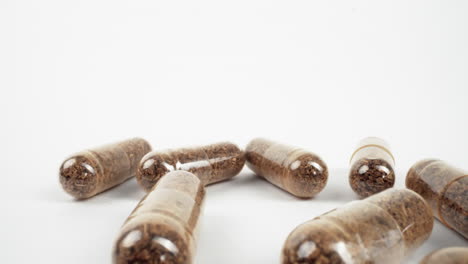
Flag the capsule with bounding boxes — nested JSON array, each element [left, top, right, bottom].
[[113, 171, 205, 264], [406, 159, 468, 239], [420, 247, 468, 264], [282, 189, 433, 264], [59, 138, 152, 199], [348, 137, 395, 198], [137, 142, 245, 191], [245, 138, 328, 198]]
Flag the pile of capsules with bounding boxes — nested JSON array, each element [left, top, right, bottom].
[[59, 137, 468, 264]]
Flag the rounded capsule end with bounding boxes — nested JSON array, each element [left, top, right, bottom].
[[59, 154, 99, 199], [137, 152, 174, 192], [281, 219, 348, 264], [286, 154, 328, 198], [405, 159, 438, 190], [113, 223, 191, 264], [349, 158, 395, 198]]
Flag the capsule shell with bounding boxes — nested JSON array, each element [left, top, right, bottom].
[[59, 138, 152, 199], [420, 247, 468, 264], [137, 142, 245, 191], [281, 189, 433, 264], [365, 189, 434, 250], [113, 171, 205, 264], [406, 159, 468, 239], [349, 137, 395, 197], [245, 138, 328, 198]]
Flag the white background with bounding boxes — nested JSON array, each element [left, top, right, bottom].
[[1, 0, 467, 263]]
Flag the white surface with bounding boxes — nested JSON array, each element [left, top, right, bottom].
[[1, 0, 467, 263]]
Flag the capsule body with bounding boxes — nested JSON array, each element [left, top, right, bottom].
[[137, 142, 245, 191], [59, 138, 152, 199], [349, 137, 395, 197], [245, 138, 328, 198], [113, 171, 205, 264], [406, 159, 468, 239], [420, 247, 468, 264], [282, 189, 433, 264]]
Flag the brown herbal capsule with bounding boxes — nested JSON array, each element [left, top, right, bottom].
[[406, 159, 468, 239], [245, 138, 328, 198], [137, 142, 245, 192], [349, 137, 395, 198], [113, 171, 205, 264], [281, 189, 433, 264], [59, 138, 152, 199], [420, 247, 468, 264]]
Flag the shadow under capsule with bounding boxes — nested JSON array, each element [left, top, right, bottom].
[[207, 171, 300, 202], [313, 168, 359, 203], [49, 178, 146, 204], [96, 179, 146, 201], [207, 168, 357, 202]]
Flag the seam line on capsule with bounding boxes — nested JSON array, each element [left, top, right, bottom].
[[79, 150, 105, 195], [328, 201, 405, 259], [135, 208, 198, 239], [437, 174, 468, 228], [349, 144, 395, 164], [200, 147, 216, 185]]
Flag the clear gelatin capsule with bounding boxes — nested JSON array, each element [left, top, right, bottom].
[[420, 247, 468, 264], [282, 189, 433, 264], [245, 138, 328, 198], [137, 142, 245, 191], [59, 138, 152, 199], [406, 159, 468, 239], [349, 137, 395, 197], [113, 171, 205, 264]]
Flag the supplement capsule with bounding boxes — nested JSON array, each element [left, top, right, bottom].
[[137, 142, 245, 191], [420, 247, 468, 264], [282, 189, 433, 264], [59, 138, 152, 199], [245, 138, 328, 198], [349, 137, 395, 197], [113, 171, 205, 264], [406, 159, 468, 239]]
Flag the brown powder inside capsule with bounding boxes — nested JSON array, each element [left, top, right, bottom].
[[326, 202, 406, 262], [366, 189, 434, 250], [202, 142, 245, 184], [137, 142, 245, 191], [439, 176, 468, 238], [282, 219, 352, 264], [282, 204, 405, 264], [114, 171, 205, 264], [114, 223, 190, 264], [245, 138, 271, 177], [285, 152, 328, 198], [138, 152, 175, 192], [60, 138, 151, 199], [282, 189, 433, 264], [246, 138, 328, 198], [59, 155, 100, 198], [406, 160, 468, 239], [406, 160, 445, 209], [137, 149, 210, 192], [256, 150, 292, 189], [406, 159, 438, 207], [349, 138, 395, 198], [123, 139, 154, 175], [172, 148, 212, 184], [349, 158, 395, 198], [406, 160, 456, 210]]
